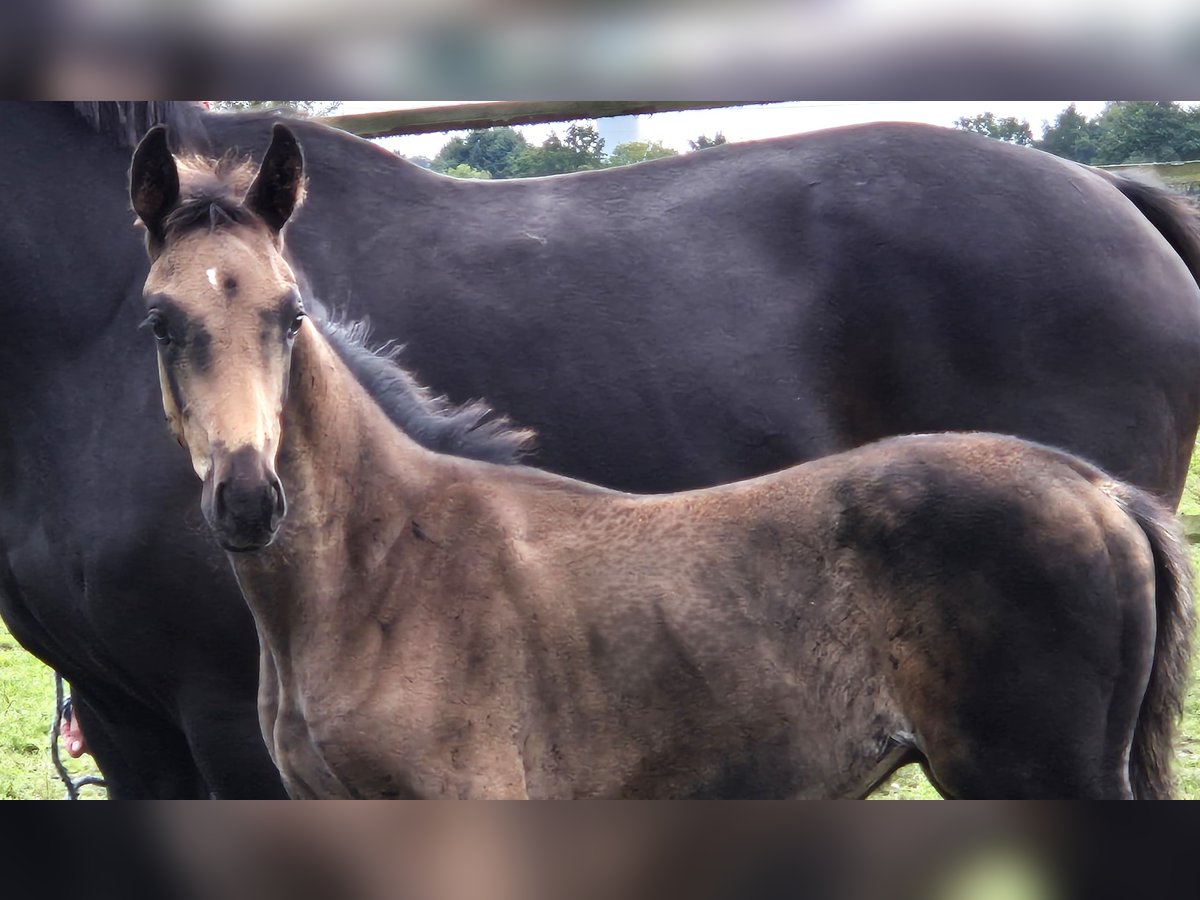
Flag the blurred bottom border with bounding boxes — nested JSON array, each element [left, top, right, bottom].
[[8, 801, 1193, 900]]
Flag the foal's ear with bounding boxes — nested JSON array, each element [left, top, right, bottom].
[[130, 125, 180, 248], [245, 123, 305, 234]]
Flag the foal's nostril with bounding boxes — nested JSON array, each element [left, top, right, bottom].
[[212, 480, 229, 520], [207, 449, 285, 549], [268, 477, 286, 527]]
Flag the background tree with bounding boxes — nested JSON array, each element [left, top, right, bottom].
[[1089, 101, 1200, 164], [210, 101, 342, 117], [954, 112, 1033, 145], [1033, 104, 1101, 164], [689, 133, 728, 150], [431, 127, 529, 178], [605, 140, 679, 168], [425, 123, 745, 178], [1032, 101, 1200, 164], [440, 163, 492, 179], [510, 124, 607, 176], [563, 123, 605, 160]]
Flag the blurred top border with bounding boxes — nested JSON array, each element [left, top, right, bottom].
[[1, 2, 1198, 99]]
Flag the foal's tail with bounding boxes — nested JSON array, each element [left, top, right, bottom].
[[1094, 169, 1200, 290], [1108, 483, 1195, 799]]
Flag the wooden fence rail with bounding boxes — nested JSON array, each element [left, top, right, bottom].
[[317, 101, 770, 139]]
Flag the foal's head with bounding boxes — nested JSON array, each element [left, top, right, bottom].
[[131, 123, 306, 552]]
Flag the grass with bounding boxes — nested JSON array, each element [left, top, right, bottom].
[[5, 451, 1200, 800], [0, 623, 104, 799]]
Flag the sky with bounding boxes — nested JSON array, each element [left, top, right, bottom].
[[336, 101, 1112, 160]]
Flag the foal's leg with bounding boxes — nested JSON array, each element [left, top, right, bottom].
[[916, 636, 1146, 800], [919, 710, 1132, 799], [910, 592, 1153, 800]]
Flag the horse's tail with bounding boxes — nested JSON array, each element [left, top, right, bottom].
[[1107, 482, 1195, 799], [1093, 169, 1200, 290]]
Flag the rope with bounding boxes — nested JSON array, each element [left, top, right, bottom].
[[50, 673, 107, 800]]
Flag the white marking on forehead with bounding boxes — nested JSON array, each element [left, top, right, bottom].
[[206, 268, 219, 289]]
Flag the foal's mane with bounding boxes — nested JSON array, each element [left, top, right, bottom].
[[312, 307, 534, 466]]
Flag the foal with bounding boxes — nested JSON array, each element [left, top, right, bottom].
[[131, 124, 1193, 799]]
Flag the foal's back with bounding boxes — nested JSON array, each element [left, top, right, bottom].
[[470, 432, 1180, 797]]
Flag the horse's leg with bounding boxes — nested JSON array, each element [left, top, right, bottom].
[[181, 698, 289, 799], [71, 686, 207, 799]]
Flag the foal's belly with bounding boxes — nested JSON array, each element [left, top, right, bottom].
[[279, 696, 530, 799]]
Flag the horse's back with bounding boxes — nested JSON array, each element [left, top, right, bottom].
[[248, 119, 1200, 501]]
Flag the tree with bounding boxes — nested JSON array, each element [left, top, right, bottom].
[[563, 123, 605, 160], [1034, 104, 1101, 164], [605, 141, 679, 168], [210, 101, 342, 117], [1032, 101, 1200, 164], [509, 124, 607, 176], [954, 112, 1033, 145], [1089, 101, 1200, 164], [440, 163, 492, 179], [689, 132, 727, 150], [431, 127, 529, 178]]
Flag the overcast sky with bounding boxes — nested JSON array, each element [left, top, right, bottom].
[[337, 100, 1111, 159]]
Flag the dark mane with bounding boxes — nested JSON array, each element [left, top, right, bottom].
[[313, 307, 534, 466], [73, 101, 209, 152]]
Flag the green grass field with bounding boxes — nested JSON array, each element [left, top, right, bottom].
[[4, 450, 1200, 800], [0, 625, 103, 799]]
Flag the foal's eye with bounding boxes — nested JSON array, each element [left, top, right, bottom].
[[287, 313, 306, 339], [141, 312, 172, 345]]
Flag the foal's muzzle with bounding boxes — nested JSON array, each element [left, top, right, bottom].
[[203, 446, 287, 552]]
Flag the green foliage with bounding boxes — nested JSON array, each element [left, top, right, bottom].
[[689, 132, 728, 150], [1035, 101, 1200, 164], [510, 124, 607, 176], [0, 621, 104, 799], [605, 140, 679, 168], [430, 124, 607, 179], [954, 112, 1034, 146], [432, 127, 529, 178], [427, 124, 735, 179], [563, 123, 605, 159], [1091, 101, 1200, 164], [1034, 103, 1101, 164], [441, 163, 492, 180], [210, 101, 342, 117]]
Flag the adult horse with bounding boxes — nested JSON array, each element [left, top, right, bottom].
[[129, 122, 1193, 799], [1, 101, 1199, 796]]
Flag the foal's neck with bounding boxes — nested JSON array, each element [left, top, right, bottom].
[[232, 323, 447, 636], [279, 322, 439, 519]]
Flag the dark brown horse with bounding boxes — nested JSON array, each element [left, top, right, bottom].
[[131, 124, 1194, 799]]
